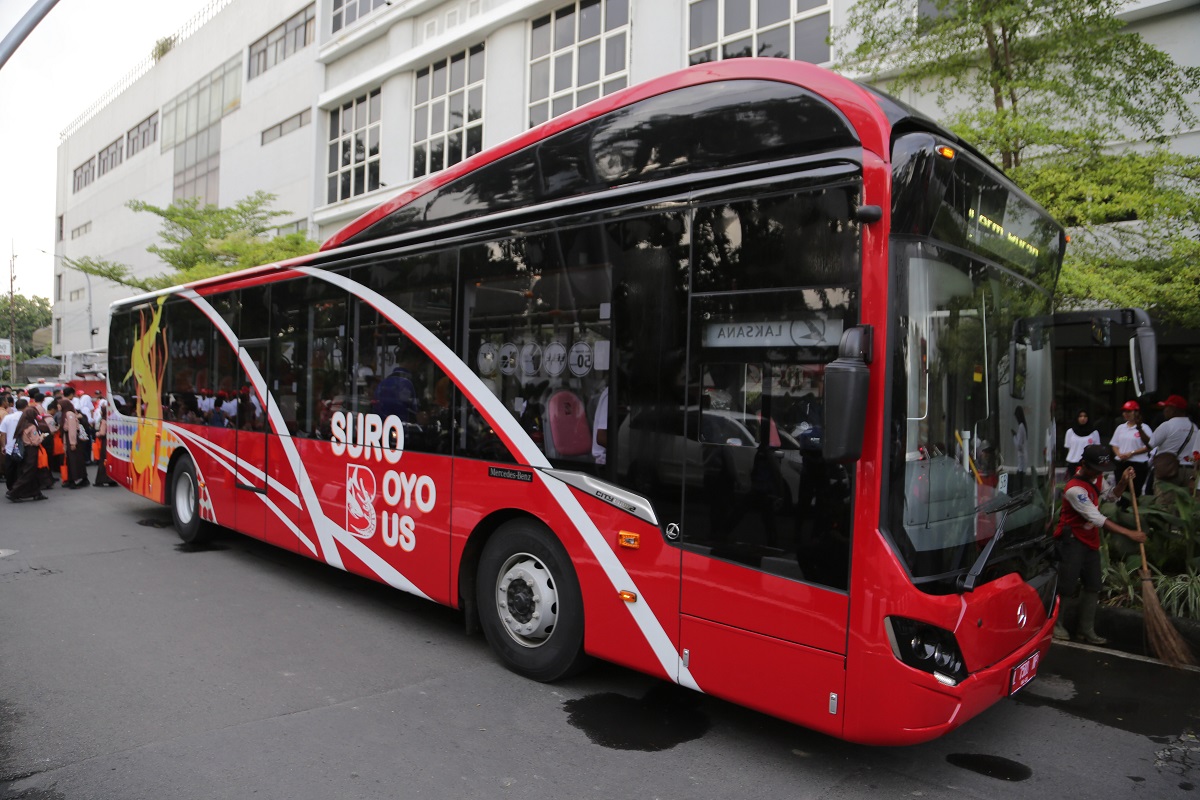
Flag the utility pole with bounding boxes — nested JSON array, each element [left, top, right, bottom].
[[8, 246, 16, 386]]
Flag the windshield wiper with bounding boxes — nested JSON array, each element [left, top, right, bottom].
[[975, 488, 1034, 516], [961, 489, 1036, 591]]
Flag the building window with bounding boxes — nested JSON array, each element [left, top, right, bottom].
[[687, 0, 831, 66], [127, 112, 159, 157], [332, 0, 388, 33], [413, 45, 484, 179], [55, 274, 63, 302], [273, 220, 307, 237], [69, 288, 85, 302], [326, 88, 381, 204], [249, 4, 316, 79], [98, 138, 123, 177], [160, 56, 240, 204], [528, 0, 630, 128], [70, 221, 92, 240], [54, 318, 61, 345], [262, 108, 312, 145], [72, 157, 96, 193], [57, 216, 64, 243], [162, 56, 242, 151], [174, 125, 221, 204]]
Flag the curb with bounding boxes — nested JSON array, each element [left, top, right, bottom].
[[1088, 604, 1200, 664]]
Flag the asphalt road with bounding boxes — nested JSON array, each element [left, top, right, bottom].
[[1, 482, 1197, 799]]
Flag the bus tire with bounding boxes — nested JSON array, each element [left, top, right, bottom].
[[477, 519, 589, 682], [170, 456, 209, 544]]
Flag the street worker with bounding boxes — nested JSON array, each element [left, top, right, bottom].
[[1053, 444, 1147, 645]]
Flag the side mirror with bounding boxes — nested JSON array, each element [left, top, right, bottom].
[[1132, 326, 1157, 395], [823, 326, 872, 463]]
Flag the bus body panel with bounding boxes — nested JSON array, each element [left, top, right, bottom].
[[680, 553, 848, 655], [680, 615, 846, 739]]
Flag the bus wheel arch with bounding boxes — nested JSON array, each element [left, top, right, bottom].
[[472, 515, 590, 682], [168, 448, 210, 544]]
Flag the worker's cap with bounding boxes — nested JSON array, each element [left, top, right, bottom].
[[1081, 444, 1114, 471], [1122, 400, 1140, 411], [1158, 394, 1188, 409]]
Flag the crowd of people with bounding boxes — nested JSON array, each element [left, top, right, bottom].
[[1052, 394, 1198, 645], [1, 384, 117, 503]]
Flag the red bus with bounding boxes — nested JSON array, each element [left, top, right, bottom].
[[108, 59, 1090, 744]]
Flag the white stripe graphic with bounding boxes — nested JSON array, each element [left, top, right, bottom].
[[296, 267, 697, 689]]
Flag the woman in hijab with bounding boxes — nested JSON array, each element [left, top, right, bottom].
[[6, 407, 47, 502], [1063, 409, 1101, 476]]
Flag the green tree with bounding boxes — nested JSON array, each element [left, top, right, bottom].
[[65, 191, 320, 292], [1, 292, 53, 365], [834, 0, 1200, 326]]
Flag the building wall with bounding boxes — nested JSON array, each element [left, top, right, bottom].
[[53, 0, 1198, 368]]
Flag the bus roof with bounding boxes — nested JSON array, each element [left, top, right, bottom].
[[112, 59, 1011, 309], [321, 58, 895, 252]]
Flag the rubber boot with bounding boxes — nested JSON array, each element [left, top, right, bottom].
[[1074, 592, 1107, 645], [1054, 595, 1077, 641]]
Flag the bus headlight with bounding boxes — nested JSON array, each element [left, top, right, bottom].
[[885, 616, 969, 685]]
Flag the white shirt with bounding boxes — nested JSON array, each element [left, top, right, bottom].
[[1110, 422, 1152, 463], [1150, 416, 1196, 465], [1013, 422, 1028, 471], [0, 411, 20, 455], [1063, 428, 1100, 464], [77, 393, 94, 418]]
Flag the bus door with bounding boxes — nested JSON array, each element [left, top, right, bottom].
[[233, 337, 272, 542], [677, 305, 853, 736]]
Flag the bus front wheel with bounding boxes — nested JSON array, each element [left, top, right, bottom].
[[170, 455, 209, 544], [477, 520, 588, 682]]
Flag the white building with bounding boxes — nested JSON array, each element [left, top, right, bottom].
[[52, 0, 1199, 361]]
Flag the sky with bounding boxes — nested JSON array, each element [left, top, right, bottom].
[[0, 0, 214, 302]]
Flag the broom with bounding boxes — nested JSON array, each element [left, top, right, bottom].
[[1128, 485, 1196, 667]]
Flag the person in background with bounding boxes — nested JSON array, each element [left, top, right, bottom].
[[591, 387, 609, 466], [1053, 445, 1146, 644], [0, 392, 12, 422], [1110, 399, 1153, 505], [1, 397, 28, 490], [1011, 405, 1029, 490], [6, 407, 47, 502], [1063, 409, 1100, 476], [92, 401, 117, 487], [1149, 394, 1196, 498], [60, 398, 89, 489]]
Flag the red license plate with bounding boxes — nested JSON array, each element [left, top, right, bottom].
[[1009, 651, 1040, 695]]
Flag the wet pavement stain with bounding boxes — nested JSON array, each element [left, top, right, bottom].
[[564, 684, 710, 751], [946, 753, 1032, 781]]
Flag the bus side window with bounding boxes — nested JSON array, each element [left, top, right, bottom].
[[271, 278, 349, 439], [349, 252, 456, 456]]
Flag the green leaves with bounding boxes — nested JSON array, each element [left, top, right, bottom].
[[0, 293, 52, 359], [67, 192, 320, 294], [835, 0, 1200, 327]]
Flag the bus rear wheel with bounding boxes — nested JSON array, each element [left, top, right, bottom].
[[477, 519, 588, 682], [170, 455, 209, 544]]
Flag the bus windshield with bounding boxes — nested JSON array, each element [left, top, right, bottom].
[[888, 243, 1055, 582], [885, 136, 1063, 586]]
